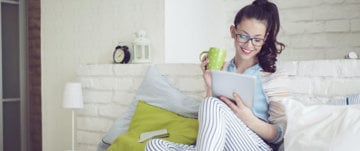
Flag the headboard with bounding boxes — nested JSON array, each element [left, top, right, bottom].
[[76, 60, 360, 150]]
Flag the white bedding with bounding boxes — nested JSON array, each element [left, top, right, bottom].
[[282, 97, 360, 151]]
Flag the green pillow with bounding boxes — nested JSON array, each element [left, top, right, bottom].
[[107, 100, 198, 151]]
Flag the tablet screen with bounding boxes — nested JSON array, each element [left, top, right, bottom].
[[211, 70, 255, 108]]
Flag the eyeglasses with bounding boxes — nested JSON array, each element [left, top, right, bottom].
[[234, 31, 265, 47]]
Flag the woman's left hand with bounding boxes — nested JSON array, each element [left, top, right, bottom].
[[219, 92, 256, 124]]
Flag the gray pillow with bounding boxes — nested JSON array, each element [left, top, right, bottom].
[[97, 65, 201, 151]]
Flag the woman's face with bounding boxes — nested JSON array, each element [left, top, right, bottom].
[[231, 18, 267, 62]]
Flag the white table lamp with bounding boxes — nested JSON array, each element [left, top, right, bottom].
[[63, 82, 83, 151]]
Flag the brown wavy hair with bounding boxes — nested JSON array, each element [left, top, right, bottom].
[[234, 0, 285, 73]]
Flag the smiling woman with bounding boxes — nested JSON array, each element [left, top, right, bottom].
[[147, 0, 286, 150]]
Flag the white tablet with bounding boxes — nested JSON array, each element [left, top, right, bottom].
[[211, 70, 256, 108]]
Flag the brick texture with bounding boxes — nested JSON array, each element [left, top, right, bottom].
[[27, 0, 42, 150], [274, 1, 360, 60]]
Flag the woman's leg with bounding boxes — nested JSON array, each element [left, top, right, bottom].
[[145, 139, 195, 151], [196, 97, 272, 151]]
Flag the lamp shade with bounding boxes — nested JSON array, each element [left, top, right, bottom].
[[63, 82, 84, 109]]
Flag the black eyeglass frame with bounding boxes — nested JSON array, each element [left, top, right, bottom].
[[234, 30, 266, 47]]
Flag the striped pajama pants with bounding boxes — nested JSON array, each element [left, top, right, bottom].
[[145, 97, 272, 151]]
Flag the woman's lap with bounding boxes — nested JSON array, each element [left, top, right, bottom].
[[145, 97, 272, 151]]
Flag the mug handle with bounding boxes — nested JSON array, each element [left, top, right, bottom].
[[199, 51, 208, 62]]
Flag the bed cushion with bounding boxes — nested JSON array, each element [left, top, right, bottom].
[[97, 65, 200, 151], [107, 101, 198, 151], [282, 97, 360, 151]]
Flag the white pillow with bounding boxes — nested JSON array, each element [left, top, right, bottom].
[[282, 97, 360, 151], [97, 65, 201, 151]]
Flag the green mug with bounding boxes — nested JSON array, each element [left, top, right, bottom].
[[199, 47, 227, 70]]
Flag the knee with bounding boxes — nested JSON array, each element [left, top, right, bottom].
[[145, 139, 161, 151], [199, 97, 223, 113], [145, 139, 182, 151]]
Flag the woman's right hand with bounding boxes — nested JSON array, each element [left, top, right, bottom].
[[200, 55, 212, 96]]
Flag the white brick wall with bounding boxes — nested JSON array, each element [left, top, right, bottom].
[[76, 60, 360, 150], [275, 0, 360, 61], [279, 60, 360, 98]]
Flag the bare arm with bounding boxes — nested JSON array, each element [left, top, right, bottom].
[[245, 112, 278, 142], [200, 56, 212, 97]]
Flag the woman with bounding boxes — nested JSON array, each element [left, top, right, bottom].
[[146, 0, 288, 150]]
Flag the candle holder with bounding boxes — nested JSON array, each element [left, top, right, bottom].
[[132, 30, 151, 63]]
